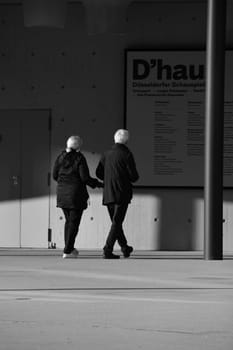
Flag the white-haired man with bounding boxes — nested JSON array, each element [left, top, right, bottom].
[[96, 129, 139, 259], [53, 135, 102, 258]]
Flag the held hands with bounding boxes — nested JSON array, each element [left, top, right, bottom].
[[89, 178, 103, 189], [95, 179, 104, 188], [97, 180, 104, 188]]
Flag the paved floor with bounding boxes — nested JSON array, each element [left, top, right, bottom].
[[0, 250, 233, 350]]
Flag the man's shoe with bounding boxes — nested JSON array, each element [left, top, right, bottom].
[[122, 245, 133, 258], [103, 252, 120, 259]]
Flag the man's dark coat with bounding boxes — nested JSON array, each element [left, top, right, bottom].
[[96, 143, 139, 205]]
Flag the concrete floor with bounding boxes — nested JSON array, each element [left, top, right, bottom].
[[0, 250, 233, 350]]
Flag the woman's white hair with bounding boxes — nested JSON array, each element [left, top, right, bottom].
[[114, 129, 129, 144], [66, 135, 83, 151]]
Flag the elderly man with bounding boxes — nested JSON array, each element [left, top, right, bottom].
[[53, 135, 102, 258], [96, 129, 139, 259]]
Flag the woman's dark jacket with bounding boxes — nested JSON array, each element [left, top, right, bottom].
[[53, 150, 101, 210], [96, 143, 139, 205]]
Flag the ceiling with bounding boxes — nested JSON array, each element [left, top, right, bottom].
[[0, 0, 211, 3]]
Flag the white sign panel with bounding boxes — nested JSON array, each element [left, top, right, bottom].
[[126, 50, 233, 187]]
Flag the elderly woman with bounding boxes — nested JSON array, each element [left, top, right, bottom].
[[53, 135, 102, 258]]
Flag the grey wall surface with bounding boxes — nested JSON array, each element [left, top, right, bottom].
[[0, 2, 233, 251]]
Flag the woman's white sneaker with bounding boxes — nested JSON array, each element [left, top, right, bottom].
[[63, 249, 79, 259]]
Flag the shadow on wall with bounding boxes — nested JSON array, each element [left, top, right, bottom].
[[154, 188, 203, 251], [130, 189, 193, 251], [132, 188, 233, 251], [131, 188, 204, 251], [0, 126, 102, 202], [0, 109, 52, 203], [2, 132, 233, 252]]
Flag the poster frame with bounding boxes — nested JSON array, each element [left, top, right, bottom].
[[124, 48, 233, 189]]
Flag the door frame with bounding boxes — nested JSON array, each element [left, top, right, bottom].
[[0, 108, 52, 248]]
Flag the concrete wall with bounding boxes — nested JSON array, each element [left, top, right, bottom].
[[1, 2, 233, 251]]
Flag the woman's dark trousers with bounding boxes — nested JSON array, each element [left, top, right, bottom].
[[62, 208, 83, 254], [104, 203, 128, 254]]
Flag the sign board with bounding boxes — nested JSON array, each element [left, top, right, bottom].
[[125, 50, 233, 187]]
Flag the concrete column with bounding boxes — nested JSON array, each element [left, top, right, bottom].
[[204, 0, 226, 260]]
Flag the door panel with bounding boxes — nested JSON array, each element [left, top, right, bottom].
[[0, 109, 50, 248], [20, 110, 50, 247], [0, 112, 21, 246]]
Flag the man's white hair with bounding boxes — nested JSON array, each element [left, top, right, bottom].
[[66, 135, 83, 150], [114, 129, 129, 144]]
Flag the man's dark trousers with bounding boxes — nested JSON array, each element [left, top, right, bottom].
[[104, 203, 128, 254]]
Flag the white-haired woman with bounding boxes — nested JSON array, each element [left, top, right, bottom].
[[53, 136, 102, 258]]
